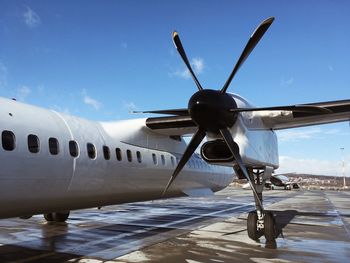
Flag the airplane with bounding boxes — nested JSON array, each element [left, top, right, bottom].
[[1, 17, 350, 243], [269, 174, 300, 190], [242, 174, 299, 190], [266, 174, 300, 190]]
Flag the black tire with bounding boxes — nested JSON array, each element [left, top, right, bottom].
[[264, 212, 277, 241], [19, 215, 32, 219], [247, 211, 263, 240], [44, 213, 54, 222], [52, 211, 70, 222], [52, 211, 69, 222]]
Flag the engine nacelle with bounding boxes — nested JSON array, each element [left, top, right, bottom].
[[200, 140, 234, 163]]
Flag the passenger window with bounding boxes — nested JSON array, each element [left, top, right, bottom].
[[170, 156, 175, 167], [152, 153, 157, 165], [116, 148, 122, 161], [161, 155, 165, 166], [126, 149, 132, 162], [69, 140, 79, 157], [28, 134, 40, 153], [136, 151, 142, 163], [2, 130, 15, 151], [103, 145, 110, 160], [87, 143, 96, 159], [48, 137, 59, 155]]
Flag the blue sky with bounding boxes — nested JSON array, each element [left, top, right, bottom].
[[0, 0, 349, 175]]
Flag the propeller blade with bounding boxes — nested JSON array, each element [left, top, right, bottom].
[[172, 31, 203, 91], [132, 108, 189, 116], [162, 129, 206, 196], [230, 105, 332, 114], [221, 17, 275, 93], [219, 128, 264, 210]]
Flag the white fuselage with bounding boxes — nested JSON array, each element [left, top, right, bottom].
[[0, 95, 279, 219], [0, 97, 236, 218]]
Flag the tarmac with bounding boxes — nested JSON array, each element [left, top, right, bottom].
[[0, 187, 349, 262]]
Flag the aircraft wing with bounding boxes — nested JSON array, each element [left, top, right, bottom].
[[145, 115, 197, 135], [258, 99, 350, 130], [144, 99, 350, 135]]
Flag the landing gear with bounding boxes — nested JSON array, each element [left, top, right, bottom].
[[19, 215, 32, 219], [264, 212, 277, 241], [247, 211, 263, 240], [245, 167, 278, 242], [44, 211, 70, 222]]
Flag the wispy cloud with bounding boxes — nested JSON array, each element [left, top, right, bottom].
[[280, 77, 294, 86], [51, 105, 71, 115], [16, 86, 31, 101], [81, 89, 101, 110], [0, 62, 8, 89], [123, 101, 137, 112], [23, 6, 41, 28], [278, 155, 349, 176], [171, 57, 205, 79], [277, 128, 340, 142]]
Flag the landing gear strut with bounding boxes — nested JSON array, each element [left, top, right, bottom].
[[44, 211, 70, 222], [246, 167, 277, 241]]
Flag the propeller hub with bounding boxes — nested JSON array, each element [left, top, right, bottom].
[[188, 89, 238, 133]]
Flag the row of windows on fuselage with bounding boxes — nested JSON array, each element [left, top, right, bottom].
[[1, 130, 187, 167]]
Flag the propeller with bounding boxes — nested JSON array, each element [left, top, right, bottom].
[[135, 104, 331, 116], [133, 108, 189, 116], [173, 32, 203, 91], [161, 17, 276, 199], [162, 129, 206, 195], [221, 17, 274, 93]]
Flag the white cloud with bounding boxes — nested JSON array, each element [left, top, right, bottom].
[[280, 77, 294, 86], [23, 7, 41, 28], [277, 155, 350, 176], [0, 62, 7, 89], [276, 127, 340, 142], [123, 101, 137, 112], [16, 86, 31, 101], [172, 57, 205, 79], [51, 105, 71, 115], [81, 89, 101, 110], [191, 57, 204, 74]]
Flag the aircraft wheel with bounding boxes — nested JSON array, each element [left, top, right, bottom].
[[19, 215, 32, 219], [264, 212, 277, 241], [247, 211, 263, 240], [52, 211, 70, 222], [44, 213, 54, 222]]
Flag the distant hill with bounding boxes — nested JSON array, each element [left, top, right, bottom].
[[283, 173, 349, 188], [233, 173, 349, 189]]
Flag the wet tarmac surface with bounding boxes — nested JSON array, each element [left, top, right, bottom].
[[0, 188, 349, 262]]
